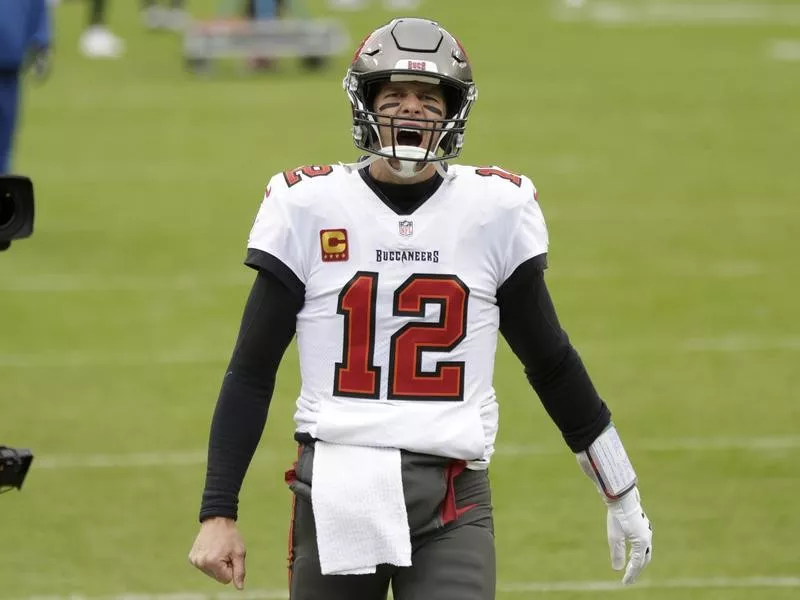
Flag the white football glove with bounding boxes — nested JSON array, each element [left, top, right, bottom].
[[606, 487, 653, 585]]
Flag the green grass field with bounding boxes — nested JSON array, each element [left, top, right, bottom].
[[1, 0, 799, 598]]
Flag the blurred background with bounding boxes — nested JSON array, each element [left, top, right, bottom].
[[1, 0, 799, 598]]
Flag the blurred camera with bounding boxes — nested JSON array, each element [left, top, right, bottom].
[[0, 175, 36, 252], [0, 446, 34, 492]]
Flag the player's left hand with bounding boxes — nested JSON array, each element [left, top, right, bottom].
[[606, 486, 653, 585]]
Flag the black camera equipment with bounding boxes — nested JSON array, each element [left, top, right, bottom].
[[0, 446, 34, 492], [0, 175, 36, 252]]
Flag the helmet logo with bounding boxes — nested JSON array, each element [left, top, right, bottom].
[[394, 59, 439, 73], [350, 33, 371, 64], [454, 36, 470, 62]]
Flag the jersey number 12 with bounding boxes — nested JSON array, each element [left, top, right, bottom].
[[334, 271, 469, 401]]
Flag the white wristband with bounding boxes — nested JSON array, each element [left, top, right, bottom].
[[577, 425, 637, 501]]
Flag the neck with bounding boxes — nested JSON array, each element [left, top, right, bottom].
[[369, 158, 438, 185]]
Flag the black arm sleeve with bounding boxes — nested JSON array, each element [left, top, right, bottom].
[[199, 269, 303, 522], [498, 256, 611, 453]]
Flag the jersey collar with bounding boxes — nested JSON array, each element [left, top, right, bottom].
[[358, 164, 446, 216]]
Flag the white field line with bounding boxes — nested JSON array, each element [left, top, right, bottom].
[[0, 273, 252, 292], [0, 352, 229, 368], [500, 434, 800, 457], [682, 335, 800, 352], [769, 39, 800, 62], [31, 435, 800, 470], [34, 451, 209, 469], [40, 206, 800, 236], [0, 262, 771, 292], [3, 334, 800, 368], [7, 576, 800, 600], [554, 1, 800, 25], [499, 576, 800, 592]]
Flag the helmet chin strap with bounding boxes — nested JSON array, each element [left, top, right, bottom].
[[380, 145, 450, 180], [341, 146, 453, 180], [375, 145, 427, 178]]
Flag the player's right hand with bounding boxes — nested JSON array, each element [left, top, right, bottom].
[[606, 487, 653, 585], [188, 516, 247, 589]]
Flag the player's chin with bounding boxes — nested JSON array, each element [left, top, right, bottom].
[[386, 158, 428, 172]]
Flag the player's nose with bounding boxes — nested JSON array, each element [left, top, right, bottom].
[[399, 92, 424, 115]]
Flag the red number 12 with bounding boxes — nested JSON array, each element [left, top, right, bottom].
[[334, 272, 469, 401]]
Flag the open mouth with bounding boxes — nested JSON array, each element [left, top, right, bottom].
[[396, 129, 424, 147]]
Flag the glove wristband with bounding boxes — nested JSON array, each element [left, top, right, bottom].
[[577, 424, 637, 501]]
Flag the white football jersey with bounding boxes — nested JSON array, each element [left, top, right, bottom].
[[247, 163, 548, 465]]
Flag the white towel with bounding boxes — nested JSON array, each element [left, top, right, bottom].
[[311, 441, 412, 575]]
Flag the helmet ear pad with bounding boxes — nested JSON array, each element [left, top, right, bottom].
[[355, 80, 382, 148], [364, 80, 380, 113], [438, 82, 468, 153], [440, 83, 462, 119]]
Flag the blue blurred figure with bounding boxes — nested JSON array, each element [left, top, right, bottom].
[[0, 0, 50, 174]]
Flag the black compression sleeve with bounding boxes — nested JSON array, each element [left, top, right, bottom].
[[498, 257, 611, 453], [199, 269, 303, 522]]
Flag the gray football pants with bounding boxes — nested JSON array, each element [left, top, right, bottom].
[[285, 442, 496, 600]]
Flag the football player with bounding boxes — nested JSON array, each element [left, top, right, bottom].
[[188, 17, 653, 600]]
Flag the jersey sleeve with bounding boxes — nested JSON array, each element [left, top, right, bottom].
[[245, 173, 306, 299], [501, 176, 549, 284]]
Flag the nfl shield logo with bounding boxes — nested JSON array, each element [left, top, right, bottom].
[[398, 220, 414, 237]]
